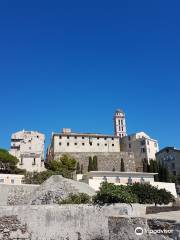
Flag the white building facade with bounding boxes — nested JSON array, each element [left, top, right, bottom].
[[0, 174, 23, 185], [121, 132, 159, 171], [81, 171, 177, 197], [9, 130, 45, 172], [47, 128, 120, 160]]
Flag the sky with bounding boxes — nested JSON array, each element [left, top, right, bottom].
[[0, 0, 180, 150]]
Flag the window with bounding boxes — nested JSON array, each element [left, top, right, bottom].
[[67, 142, 69, 146], [112, 144, 114, 147], [11, 179, 15, 184], [59, 142, 61, 146], [67, 136, 69, 139], [128, 136, 131, 141], [97, 143, 100, 146], [173, 171, 176, 176], [147, 140, 149, 145], [112, 137, 114, 140], [118, 120, 121, 125], [154, 143, 157, 147], [141, 140, 145, 146], [37, 136, 39, 138], [82, 143, 85, 146], [59, 136, 62, 139], [105, 144, 107, 146], [29, 147, 31, 150], [97, 137, 99, 140], [129, 143, 131, 149], [90, 142, 92, 146], [119, 126, 121, 131], [74, 143, 77, 145], [74, 136, 77, 139], [122, 127, 124, 131], [104, 137, 107, 140], [82, 137, 85, 139], [121, 120, 123, 125], [0, 179, 4, 183], [141, 148, 146, 153]]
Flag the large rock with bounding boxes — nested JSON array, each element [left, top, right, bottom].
[[108, 216, 180, 240], [27, 175, 96, 205]]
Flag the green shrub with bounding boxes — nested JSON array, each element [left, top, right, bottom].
[[59, 193, 91, 204], [128, 182, 175, 205], [154, 188, 175, 205], [92, 182, 175, 206], [93, 182, 137, 205], [23, 170, 57, 184], [128, 182, 157, 204]]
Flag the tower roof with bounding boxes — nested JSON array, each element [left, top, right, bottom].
[[115, 109, 125, 114]]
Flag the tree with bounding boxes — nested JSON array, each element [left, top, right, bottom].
[[154, 188, 175, 206], [93, 182, 137, 205], [23, 170, 56, 184], [147, 160, 171, 182], [46, 154, 76, 179], [129, 182, 159, 204], [88, 157, 93, 172], [0, 149, 23, 174], [58, 193, 91, 204], [120, 158, 125, 172], [93, 156, 98, 171], [149, 159, 154, 173], [80, 164, 84, 174], [142, 159, 148, 172], [129, 182, 175, 205], [76, 162, 81, 174]]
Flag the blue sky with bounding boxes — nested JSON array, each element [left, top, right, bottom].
[[0, 0, 180, 150]]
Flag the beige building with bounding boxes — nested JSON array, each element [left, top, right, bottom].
[[121, 132, 159, 171], [48, 128, 120, 159], [0, 174, 24, 185], [81, 171, 177, 197], [9, 130, 45, 172], [156, 147, 180, 176]]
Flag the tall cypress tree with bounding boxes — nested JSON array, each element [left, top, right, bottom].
[[149, 159, 154, 173], [88, 157, 93, 172], [76, 162, 80, 174], [143, 159, 148, 172], [93, 156, 98, 171], [120, 158, 125, 172], [80, 164, 84, 174]]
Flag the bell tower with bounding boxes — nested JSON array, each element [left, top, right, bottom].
[[114, 109, 127, 138]]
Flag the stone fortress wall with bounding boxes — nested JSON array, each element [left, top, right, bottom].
[[54, 152, 136, 172], [0, 205, 179, 240]]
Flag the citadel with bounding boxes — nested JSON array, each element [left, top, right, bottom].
[[0, 109, 179, 240], [9, 109, 159, 174]]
